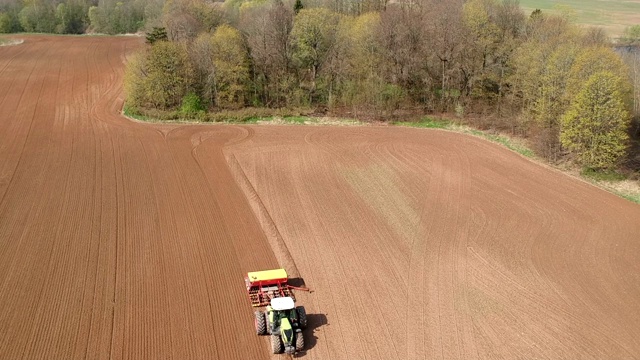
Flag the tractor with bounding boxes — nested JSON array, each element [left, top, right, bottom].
[[255, 297, 306, 354], [245, 269, 309, 355]]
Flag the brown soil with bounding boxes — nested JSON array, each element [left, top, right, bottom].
[[228, 126, 640, 360], [0, 36, 276, 359], [1, 35, 639, 359]]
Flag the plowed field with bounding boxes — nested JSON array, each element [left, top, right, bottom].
[[1, 36, 639, 360]]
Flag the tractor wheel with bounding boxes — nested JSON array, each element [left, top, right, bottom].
[[270, 335, 283, 354], [255, 311, 266, 335], [296, 306, 307, 329], [295, 332, 305, 352]]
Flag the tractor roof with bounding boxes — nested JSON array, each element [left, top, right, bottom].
[[271, 297, 295, 310], [247, 269, 288, 283]]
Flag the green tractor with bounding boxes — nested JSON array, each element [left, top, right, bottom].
[[255, 297, 307, 354]]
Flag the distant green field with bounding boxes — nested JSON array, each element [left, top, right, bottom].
[[519, 0, 640, 38]]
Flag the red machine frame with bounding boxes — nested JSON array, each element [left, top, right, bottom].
[[245, 269, 309, 307]]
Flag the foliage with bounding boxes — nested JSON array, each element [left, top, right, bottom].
[[581, 168, 626, 182], [125, 41, 194, 110], [0, 9, 22, 33], [294, 0, 303, 14], [124, 51, 147, 113], [162, 0, 224, 41], [180, 92, 204, 114], [19, 0, 57, 33], [561, 71, 631, 170], [209, 24, 250, 108], [238, 0, 294, 107], [118, 0, 640, 175], [55, 0, 89, 34], [146, 26, 167, 44], [396, 117, 453, 129], [566, 47, 632, 105], [290, 8, 341, 101], [88, 0, 144, 34]]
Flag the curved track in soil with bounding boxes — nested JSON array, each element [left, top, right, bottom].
[[1, 36, 639, 359]]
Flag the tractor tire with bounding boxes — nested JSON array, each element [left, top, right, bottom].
[[255, 311, 266, 335], [296, 306, 307, 329], [271, 335, 283, 354], [295, 332, 305, 352]]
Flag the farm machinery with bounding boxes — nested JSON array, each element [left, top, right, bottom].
[[245, 269, 308, 355]]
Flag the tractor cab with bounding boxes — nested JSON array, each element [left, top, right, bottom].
[[267, 297, 297, 334], [265, 297, 305, 355]]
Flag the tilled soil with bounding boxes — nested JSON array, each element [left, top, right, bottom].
[[229, 127, 640, 360], [1, 36, 639, 360], [0, 36, 276, 359]]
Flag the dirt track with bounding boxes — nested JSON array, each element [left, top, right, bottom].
[[1, 36, 640, 359]]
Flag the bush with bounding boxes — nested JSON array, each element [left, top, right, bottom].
[[180, 92, 204, 115]]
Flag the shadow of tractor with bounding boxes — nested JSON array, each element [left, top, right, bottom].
[[294, 313, 327, 357]]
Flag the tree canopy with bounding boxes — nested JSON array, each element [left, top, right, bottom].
[[561, 71, 631, 170]]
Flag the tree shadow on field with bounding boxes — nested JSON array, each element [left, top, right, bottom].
[[294, 313, 328, 357]]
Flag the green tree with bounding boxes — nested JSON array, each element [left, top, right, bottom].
[[210, 25, 250, 108], [55, 0, 88, 34], [89, 0, 144, 34], [0, 9, 22, 33], [293, 0, 302, 14], [0, 12, 13, 33], [124, 51, 148, 112], [566, 47, 631, 104], [337, 13, 393, 111], [125, 41, 194, 110], [290, 8, 341, 101], [19, 0, 56, 33], [560, 71, 631, 170], [461, 0, 501, 99], [146, 26, 167, 44]]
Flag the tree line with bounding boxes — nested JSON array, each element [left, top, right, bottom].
[[0, 0, 159, 34], [123, 0, 638, 171], [1, 0, 637, 172]]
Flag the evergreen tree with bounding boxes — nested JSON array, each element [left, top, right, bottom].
[[146, 27, 168, 44]]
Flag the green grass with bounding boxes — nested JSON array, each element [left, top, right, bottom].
[[480, 133, 535, 158], [283, 116, 311, 124], [581, 168, 627, 182], [519, 0, 640, 37], [231, 115, 313, 124], [394, 117, 451, 129], [123, 104, 151, 122], [395, 117, 535, 158], [580, 168, 640, 204], [620, 193, 640, 204]]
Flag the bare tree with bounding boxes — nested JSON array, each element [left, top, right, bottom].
[[239, 0, 294, 106], [423, 0, 464, 110]]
